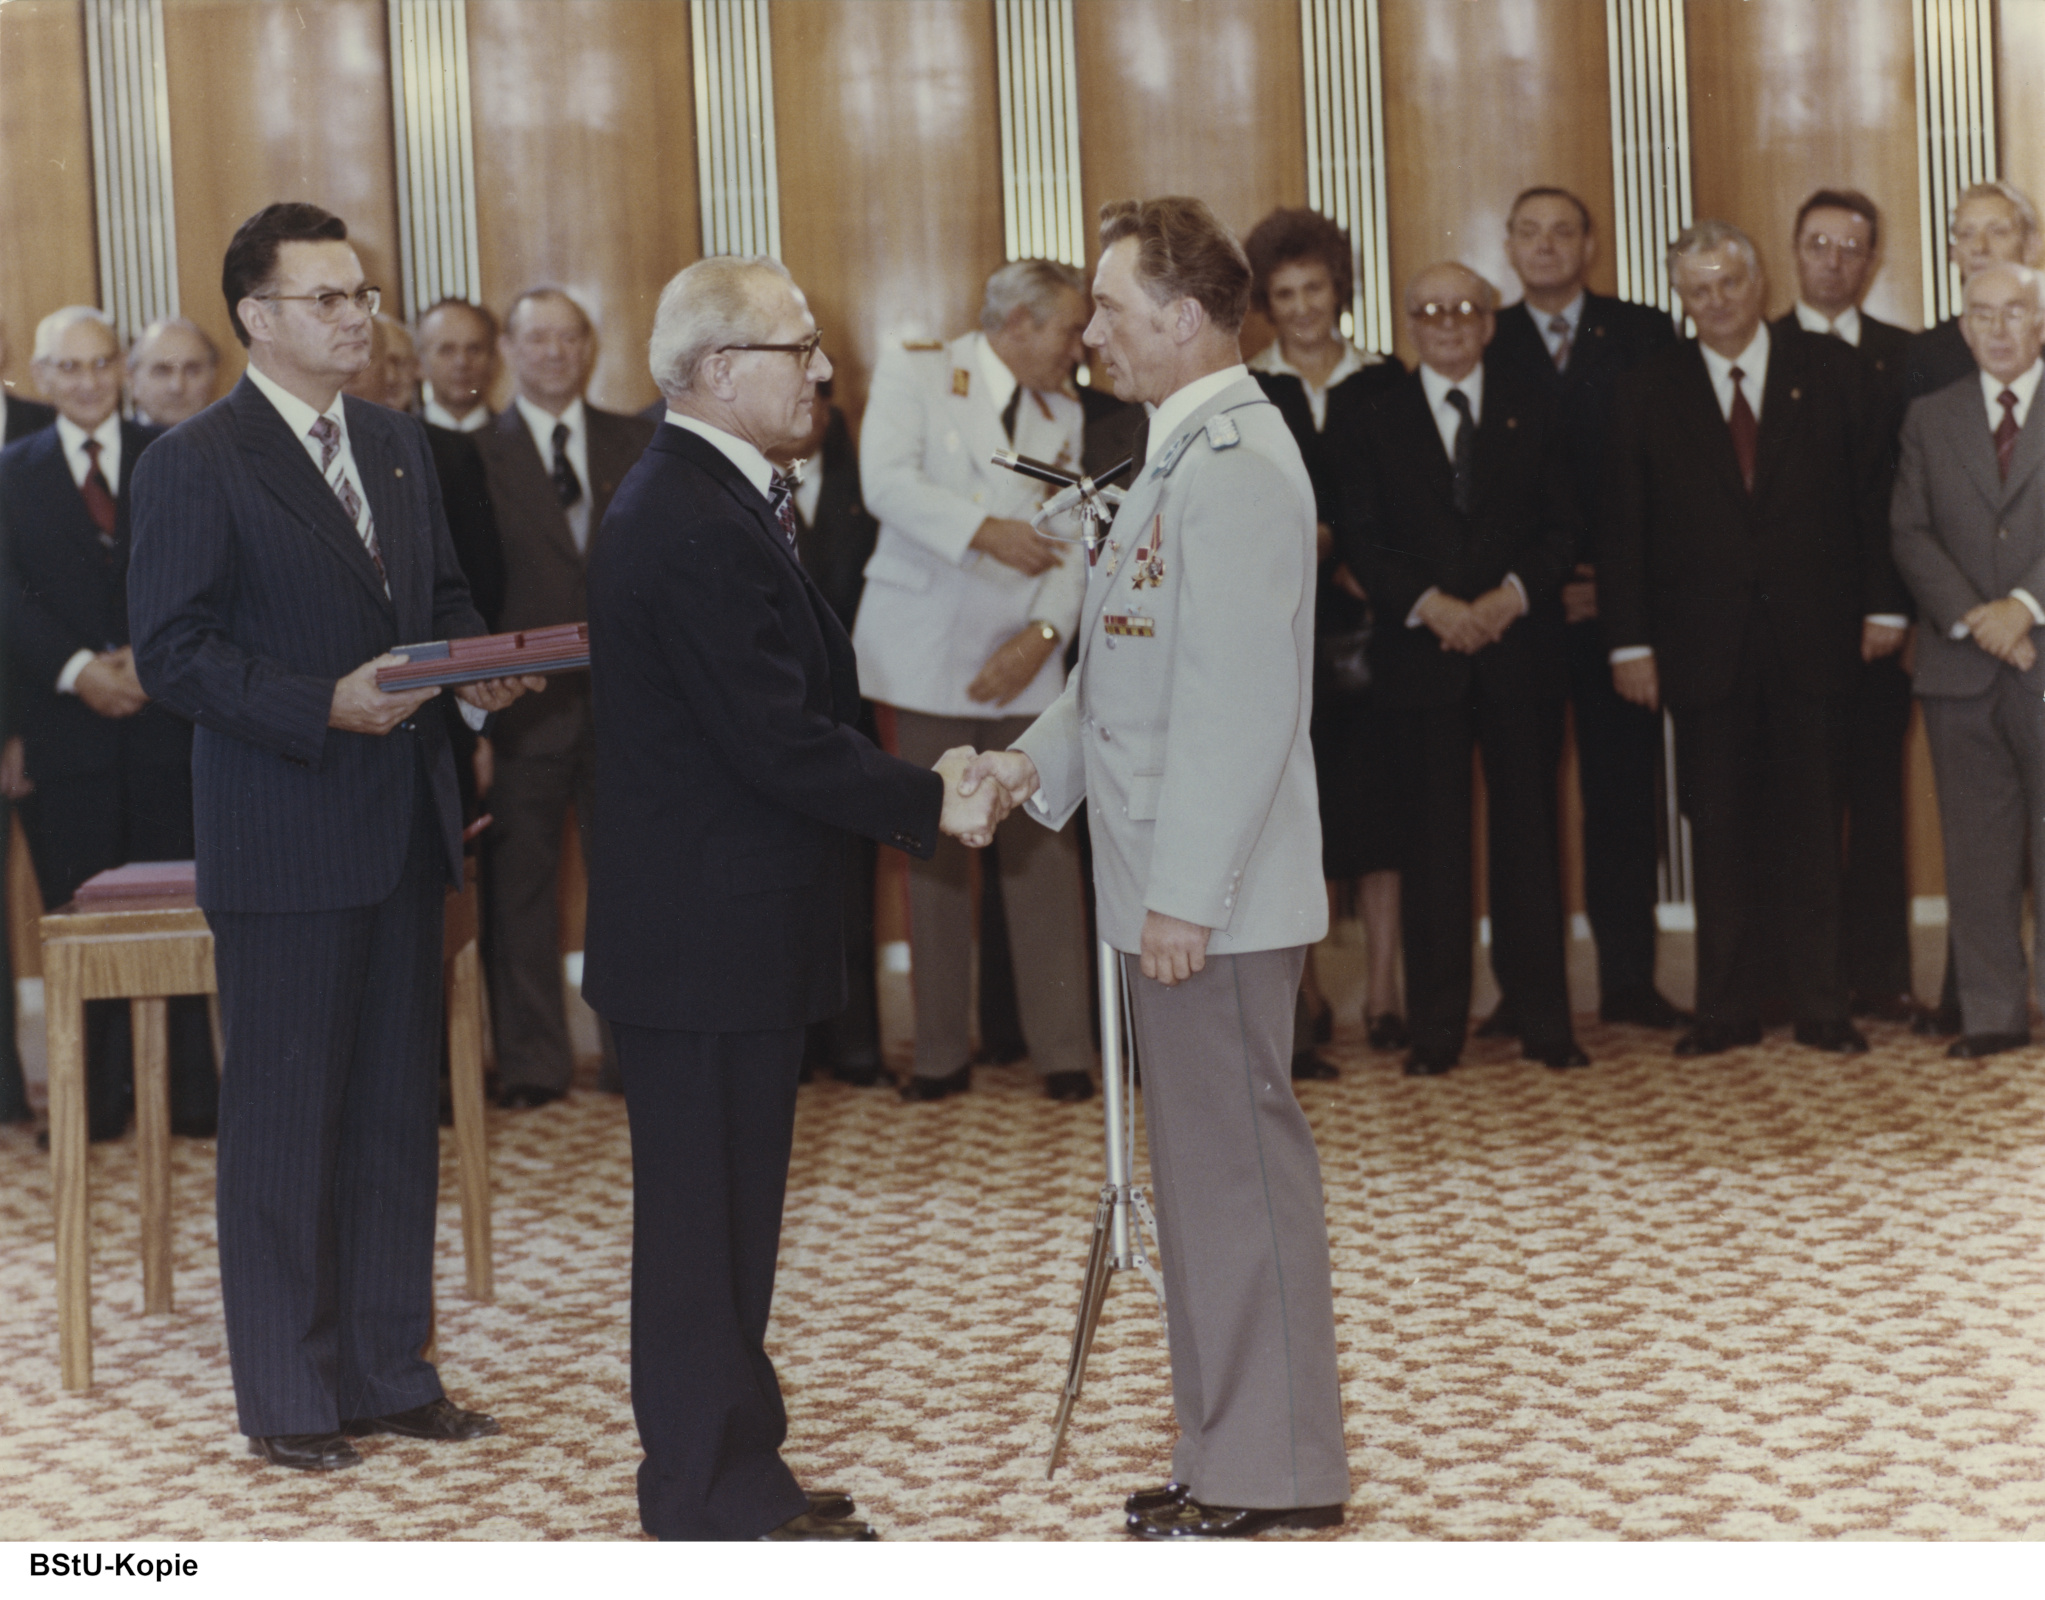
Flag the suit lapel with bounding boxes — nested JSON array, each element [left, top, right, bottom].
[[1751, 336, 1803, 501], [1392, 375, 1458, 513], [495, 407, 583, 569], [1672, 345, 1749, 503], [1999, 391, 2045, 506], [1937, 382, 2006, 509], [347, 401, 415, 626], [954, 333, 1011, 493], [230, 379, 393, 612]]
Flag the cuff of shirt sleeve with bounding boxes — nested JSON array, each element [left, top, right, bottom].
[[1503, 573, 1528, 614], [1608, 646, 1654, 665], [1864, 614, 1909, 630], [56, 649, 95, 695], [459, 700, 487, 733], [1406, 586, 1440, 628], [2012, 589, 2045, 627]]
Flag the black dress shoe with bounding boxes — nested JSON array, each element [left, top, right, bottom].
[[1365, 1013, 1409, 1051], [1403, 1045, 1459, 1077], [1128, 1497, 1344, 1540], [341, 1396, 500, 1441], [1913, 1002, 1963, 1037], [1044, 1070, 1096, 1102], [494, 1084, 566, 1110], [807, 1488, 856, 1520], [248, 1432, 362, 1471], [1473, 1008, 1521, 1040], [900, 1063, 970, 1102], [1599, 987, 1692, 1029], [1123, 1481, 1190, 1519], [1947, 1031, 2031, 1059], [759, 1511, 877, 1541], [1851, 990, 1922, 1024], [1793, 1019, 1869, 1055], [1290, 1051, 1339, 1082], [1523, 1038, 1590, 1069], [1674, 1020, 1763, 1057]]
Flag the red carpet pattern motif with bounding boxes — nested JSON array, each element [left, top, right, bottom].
[[3, 1017, 2045, 1540]]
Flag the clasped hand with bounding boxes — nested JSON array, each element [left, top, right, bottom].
[[1963, 597, 2038, 672], [1416, 584, 1523, 654], [933, 747, 1041, 848]]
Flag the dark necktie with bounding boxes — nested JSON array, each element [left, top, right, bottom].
[[551, 420, 583, 510], [1547, 314, 1572, 371], [307, 415, 386, 583], [79, 438, 116, 550], [1997, 388, 2021, 481], [768, 470, 798, 549], [1445, 387, 1475, 514], [999, 385, 1023, 443], [1727, 365, 1759, 493]]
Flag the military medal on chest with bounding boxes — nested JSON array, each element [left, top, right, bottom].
[[1128, 511, 1166, 590]]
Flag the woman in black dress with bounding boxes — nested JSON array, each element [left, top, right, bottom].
[[1245, 208, 1408, 1067]]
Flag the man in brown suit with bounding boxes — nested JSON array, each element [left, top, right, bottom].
[[474, 287, 654, 1105]]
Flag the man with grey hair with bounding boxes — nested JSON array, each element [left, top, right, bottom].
[[851, 257, 1098, 1102], [1905, 180, 2044, 403], [127, 317, 220, 427], [1603, 219, 1904, 1059], [583, 253, 997, 1540], [1, 317, 57, 442]]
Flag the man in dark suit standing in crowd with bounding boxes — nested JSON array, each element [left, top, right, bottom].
[[1, 319, 57, 441], [1891, 261, 2045, 1060], [1349, 262, 1584, 1076], [1905, 183, 2041, 403], [473, 287, 653, 1108], [583, 254, 993, 1541], [417, 298, 498, 433], [129, 202, 537, 1471], [0, 307, 215, 1142], [1771, 189, 1918, 1024], [1492, 185, 1684, 1032], [126, 317, 221, 428], [1603, 220, 1903, 1058]]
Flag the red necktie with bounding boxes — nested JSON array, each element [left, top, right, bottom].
[[79, 438, 117, 548], [1996, 388, 2020, 481], [1727, 365, 1758, 493]]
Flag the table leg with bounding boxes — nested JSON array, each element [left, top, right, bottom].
[[447, 940, 492, 1301], [132, 997, 172, 1314], [46, 945, 91, 1390]]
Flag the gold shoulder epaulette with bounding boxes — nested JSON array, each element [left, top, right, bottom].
[[901, 338, 944, 351]]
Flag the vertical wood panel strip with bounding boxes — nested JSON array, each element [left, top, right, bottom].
[[1299, 0, 1392, 352], [994, 0, 1085, 265], [1913, 0, 1998, 323], [694, 0, 780, 258], [84, 0, 180, 336], [389, 0, 481, 316]]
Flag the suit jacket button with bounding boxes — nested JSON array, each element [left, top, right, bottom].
[[2000, 527, 2011, 540], [1098, 726, 1110, 742]]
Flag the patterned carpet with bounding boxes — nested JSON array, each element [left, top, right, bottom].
[[4, 988, 2045, 1541]]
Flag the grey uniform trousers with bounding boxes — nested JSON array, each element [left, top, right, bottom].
[[1124, 945, 1351, 1509]]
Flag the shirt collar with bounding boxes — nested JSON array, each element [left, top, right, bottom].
[[1794, 301, 1861, 346], [1418, 361, 1484, 416], [1145, 364, 1250, 462], [667, 411, 776, 501], [1247, 336, 1366, 391], [1538, 293, 1586, 336], [244, 359, 343, 444], [975, 334, 1019, 414], [1980, 359, 2045, 414], [1698, 322, 1771, 389], [516, 393, 585, 439], [55, 412, 121, 461], [422, 388, 489, 431]]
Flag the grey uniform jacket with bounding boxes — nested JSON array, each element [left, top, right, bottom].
[[1015, 375, 1328, 955], [1891, 373, 2045, 699]]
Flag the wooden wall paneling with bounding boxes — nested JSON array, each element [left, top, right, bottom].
[[466, 0, 697, 415], [161, 0, 400, 391], [773, 0, 1004, 427], [1377, 0, 1616, 369], [1685, 0, 1923, 330], [1998, 0, 2045, 216], [0, 0, 99, 408]]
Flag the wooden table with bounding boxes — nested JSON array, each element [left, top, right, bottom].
[[42, 862, 492, 1391]]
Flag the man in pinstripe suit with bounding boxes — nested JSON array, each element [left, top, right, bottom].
[[130, 203, 539, 1473]]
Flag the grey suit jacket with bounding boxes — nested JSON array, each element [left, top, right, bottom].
[[1015, 375, 1327, 955], [1891, 372, 2045, 699]]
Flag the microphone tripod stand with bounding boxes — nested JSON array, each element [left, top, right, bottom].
[[1045, 939, 1167, 1477]]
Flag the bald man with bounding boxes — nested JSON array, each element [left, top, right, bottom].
[[127, 318, 221, 428], [1340, 262, 1584, 1076]]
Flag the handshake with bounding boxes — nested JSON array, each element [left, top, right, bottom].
[[932, 747, 1042, 849]]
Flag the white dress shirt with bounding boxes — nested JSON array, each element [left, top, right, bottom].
[[1145, 364, 1250, 463], [52, 414, 126, 693], [666, 411, 776, 501], [793, 457, 824, 527], [1247, 337, 1370, 431], [1407, 363, 1524, 625], [421, 383, 490, 433], [1536, 293, 1585, 364], [515, 394, 592, 551], [1793, 301, 1861, 347], [1966, 361, 2045, 632]]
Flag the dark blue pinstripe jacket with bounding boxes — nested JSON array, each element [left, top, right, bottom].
[[127, 375, 486, 913]]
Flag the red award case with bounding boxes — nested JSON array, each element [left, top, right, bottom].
[[375, 623, 590, 691]]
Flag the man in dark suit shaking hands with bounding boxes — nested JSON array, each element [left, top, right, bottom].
[[129, 203, 539, 1472], [582, 255, 996, 1542]]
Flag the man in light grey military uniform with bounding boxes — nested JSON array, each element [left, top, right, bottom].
[[855, 260, 1098, 1102], [962, 197, 1349, 1538]]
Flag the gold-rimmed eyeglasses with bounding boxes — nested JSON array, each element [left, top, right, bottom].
[[256, 286, 381, 320], [719, 330, 826, 365], [1410, 300, 1486, 327]]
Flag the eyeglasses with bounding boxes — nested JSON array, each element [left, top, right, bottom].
[[719, 330, 826, 365], [1953, 221, 2023, 248], [256, 286, 381, 320], [40, 354, 120, 377], [1963, 304, 2040, 332], [1798, 233, 1871, 260], [1410, 300, 1486, 326]]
